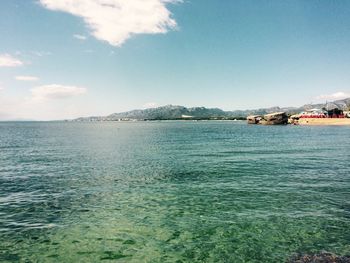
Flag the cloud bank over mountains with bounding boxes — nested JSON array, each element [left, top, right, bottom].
[[39, 0, 181, 46], [31, 84, 87, 100], [316, 92, 350, 101]]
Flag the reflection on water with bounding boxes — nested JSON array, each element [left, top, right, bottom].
[[1, 121, 350, 262]]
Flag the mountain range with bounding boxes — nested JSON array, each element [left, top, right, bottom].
[[73, 98, 350, 121]]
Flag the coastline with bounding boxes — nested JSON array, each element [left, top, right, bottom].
[[297, 118, 350, 125]]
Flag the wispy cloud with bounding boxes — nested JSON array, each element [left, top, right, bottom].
[[31, 51, 52, 57], [316, 91, 350, 101], [31, 84, 87, 100], [15, 76, 39, 81], [39, 0, 181, 46], [73, 34, 87, 40], [0, 54, 23, 67]]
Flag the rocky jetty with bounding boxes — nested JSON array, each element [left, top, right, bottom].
[[247, 112, 288, 125], [247, 115, 262, 124], [260, 112, 289, 125]]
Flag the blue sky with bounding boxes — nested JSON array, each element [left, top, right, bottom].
[[1, 0, 350, 120]]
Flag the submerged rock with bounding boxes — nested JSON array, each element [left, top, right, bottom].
[[287, 252, 350, 263]]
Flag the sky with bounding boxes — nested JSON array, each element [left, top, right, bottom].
[[1, 0, 350, 120]]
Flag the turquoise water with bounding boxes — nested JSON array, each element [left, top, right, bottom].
[[0, 121, 350, 262]]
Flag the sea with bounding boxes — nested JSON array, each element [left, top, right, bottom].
[[0, 121, 349, 262]]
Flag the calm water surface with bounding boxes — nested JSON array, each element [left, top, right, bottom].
[[0, 121, 349, 262]]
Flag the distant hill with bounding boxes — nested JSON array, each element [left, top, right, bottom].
[[74, 105, 229, 121], [73, 98, 350, 121], [108, 105, 227, 119]]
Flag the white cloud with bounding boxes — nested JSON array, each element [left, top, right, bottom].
[[316, 92, 350, 101], [39, 0, 181, 46], [15, 76, 39, 81], [0, 54, 23, 67], [143, 102, 158, 108], [31, 84, 87, 100], [73, 34, 87, 40]]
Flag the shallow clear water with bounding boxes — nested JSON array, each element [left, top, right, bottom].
[[0, 121, 350, 262]]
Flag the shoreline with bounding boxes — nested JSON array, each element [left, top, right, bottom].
[[297, 118, 350, 125]]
